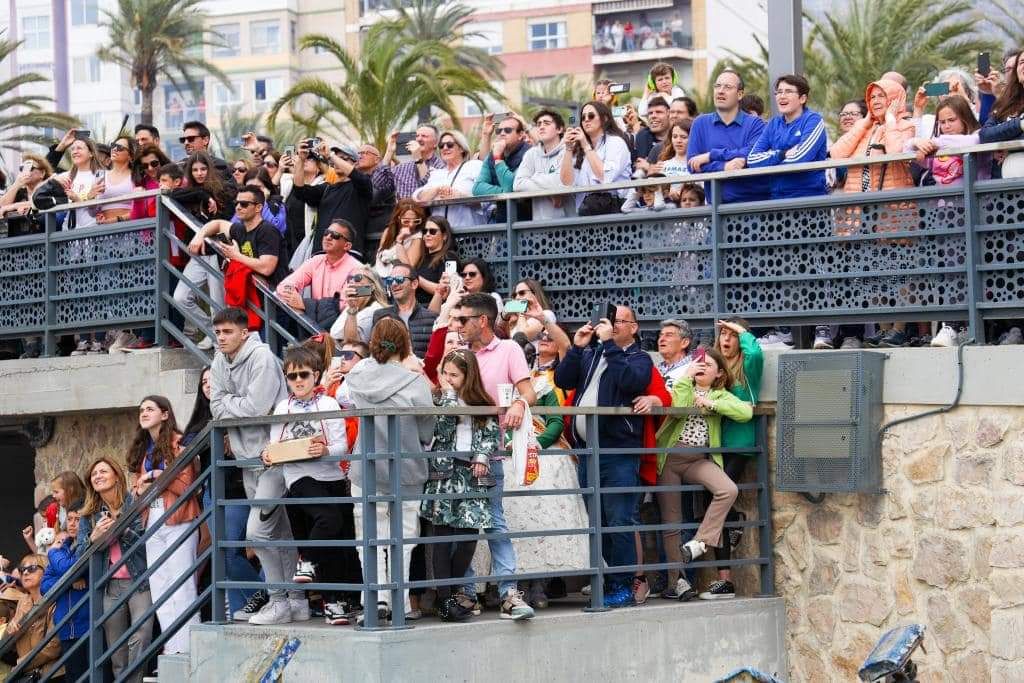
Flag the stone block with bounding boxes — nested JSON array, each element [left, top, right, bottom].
[[805, 596, 835, 645], [934, 486, 993, 529], [992, 659, 1024, 680], [994, 491, 1024, 527], [926, 593, 971, 653], [1003, 444, 1024, 486], [989, 570, 1024, 609], [888, 525, 913, 559], [856, 493, 884, 528], [957, 586, 991, 631], [909, 488, 935, 523], [772, 507, 798, 542], [942, 412, 975, 451], [807, 554, 840, 596], [894, 571, 915, 615], [974, 533, 994, 581], [912, 533, 969, 588], [947, 651, 991, 683], [836, 578, 893, 626], [989, 532, 1024, 568], [783, 521, 809, 571], [829, 627, 877, 681], [991, 606, 1024, 660], [841, 521, 861, 572], [861, 533, 889, 583], [886, 485, 908, 521], [793, 640, 830, 682], [904, 443, 947, 484], [806, 506, 843, 544], [954, 453, 994, 486], [976, 415, 1009, 448]]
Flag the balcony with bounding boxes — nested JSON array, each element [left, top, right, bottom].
[[593, 2, 694, 66]]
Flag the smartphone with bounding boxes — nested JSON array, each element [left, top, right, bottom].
[[504, 299, 528, 314], [396, 132, 417, 147], [590, 302, 616, 327], [609, 82, 630, 94], [490, 111, 511, 121], [217, 233, 232, 245], [978, 51, 991, 77], [444, 260, 458, 276], [329, 356, 343, 371], [694, 346, 707, 364], [353, 284, 373, 297], [568, 105, 581, 126], [74, 129, 91, 141], [228, 137, 244, 148], [612, 106, 627, 118], [283, 145, 295, 156], [923, 82, 950, 97]]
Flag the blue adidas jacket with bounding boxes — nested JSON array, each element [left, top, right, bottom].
[[42, 539, 89, 641], [746, 108, 829, 199]]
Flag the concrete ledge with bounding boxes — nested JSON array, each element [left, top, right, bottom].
[[183, 597, 786, 682], [0, 349, 202, 418]]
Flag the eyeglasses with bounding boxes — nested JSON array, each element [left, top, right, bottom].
[[774, 88, 800, 97], [514, 288, 532, 297], [384, 275, 411, 287], [144, 160, 162, 169], [338, 349, 364, 360], [18, 564, 42, 574], [537, 332, 552, 341], [359, 149, 380, 157], [582, 112, 599, 121], [233, 166, 247, 173], [424, 227, 442, 235], [264, 161, 278, 168], [838, 110, 860, 118], [235, 200, 258, 208], [497, 126, 518, 135], [179, 135, 201, 144], [613, 318, 637, 326], [285, 370, 313, 381], [713, 83, 739, 91], [450, 315, 478, 325], [461, 270, 479, 278], [400, 217, 423, 226], [325, 230, 350, 241], [110, 143, 128, 153], [438, 141, 459, 150], [346, 273, 367, 283]]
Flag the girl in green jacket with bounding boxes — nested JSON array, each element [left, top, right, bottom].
[[654, 347, 752, 601]]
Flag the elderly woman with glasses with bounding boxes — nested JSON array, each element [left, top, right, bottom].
[[412, 130, 484, 227], [329, 265, 390, 344]]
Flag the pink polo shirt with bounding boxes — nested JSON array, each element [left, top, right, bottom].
[[474, 335, 531, 403], [276, 252, 360, 307]]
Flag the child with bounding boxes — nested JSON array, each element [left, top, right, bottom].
[[654, 346, 752, 601], [41, 507, 89, 682], [262, 345, 354, 626], [49, 471, 86, 532], [678, 183, 705, 208], [639, 62, 685, 117], [421, 350, 498, 622], [622, 174, 674, 213]]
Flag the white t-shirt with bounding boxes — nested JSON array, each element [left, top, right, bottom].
[[64, 170, 99, 228]]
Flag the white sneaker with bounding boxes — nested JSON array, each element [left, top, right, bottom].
[[931, 324, 957, 348], [248, 598, 292, 625], [681, 539, 706, 563], [812, 326, 833, 350], [196, 336, 214, 351], [87, 340, 105, 354], [290, 597, 311, 622], [292, 560, 316, 584], [70, 340, 90, 356], [324, 601, 351, 626], [107, 331, 138, 354], [757, 329, 793, 348]]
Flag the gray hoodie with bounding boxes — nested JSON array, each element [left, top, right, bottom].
[[344, 358, 435, 494], [210, 334, 288, 460], [512, 141, 575, 220]]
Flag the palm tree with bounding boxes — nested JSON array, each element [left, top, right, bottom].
[[0, 36, 78, 154], [213, 105, 262, 161], [985, 1, 1024, 60], [97, 0, 230, 125], [520, 74, 594, 122], [689, 36, 770, 116], [266, 32, 502, 151]]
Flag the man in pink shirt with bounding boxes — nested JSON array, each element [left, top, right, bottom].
[[276, 219, 361, 330], [447, 292, 537, 620]]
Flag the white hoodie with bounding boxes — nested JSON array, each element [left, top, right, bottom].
[[269, 392, 348, 489], [513, 142, 575, 220]]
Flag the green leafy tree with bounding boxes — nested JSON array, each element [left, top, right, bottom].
[[0, 37, 78, 154], [97, 0, 230, 125], [212, 105, 261, 161], [267, 32, 502, 151]]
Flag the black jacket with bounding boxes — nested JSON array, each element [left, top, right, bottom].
[[291, 171, 374, 260], [372, 303, 438, 358]]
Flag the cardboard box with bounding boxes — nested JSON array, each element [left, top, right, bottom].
[[266, 437, 316, 464]]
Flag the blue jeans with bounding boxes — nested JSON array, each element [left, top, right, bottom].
[[462, 458, 517, 598], [578, 451, 640, 590], [225, 502, 264, 614]]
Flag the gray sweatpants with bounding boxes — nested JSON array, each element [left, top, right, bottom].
[[104, 578, 154, 683], [244, 466, 301, 602]]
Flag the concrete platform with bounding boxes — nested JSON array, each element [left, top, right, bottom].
[[174, 596, 787, 682]]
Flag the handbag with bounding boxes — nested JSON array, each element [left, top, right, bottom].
[[578, 191, 620, 216]]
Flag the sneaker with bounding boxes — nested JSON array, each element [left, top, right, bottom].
[[527, 581, 549, 609], [662, 578, 698, 602], [632, 576, 650, 605], [955, 328, 970, 345], [249, 598, 292, 625], [839, 336, 863, 349], [756, 329, 793, 348], [580, 584, 592, 596], [289, 597, 311, 622], [1000, 327, 1023, 345], [124, 338, 155, 351], [602, 584, 635, 609], [812, 326, 833, 349], [70, 340, 90, 356], [482, 583, 501, 610], [878, 329, 908, 348], [863, 330, 885, 347], [499, 590, 535, 620], [356, 602, 391, 626], [698, 580, 736, 600], [19, 341, 41, 359], [438, 596, 473, 622], [107, 331, 138, 353], [455, 592, 481, 617], [87, 340, 105, 354], [681, 539, 706, 563], [324, 601, 350, 626], [931, 324, 957, 348], [404, 608, 423, 621], [729, 511, 746, 550], [293, 560, 316, 584], [232, 591, 269, 621], [197, 336, 215, 351]]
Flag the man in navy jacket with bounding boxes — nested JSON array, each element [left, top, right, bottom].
[[555, 305, 653, 608]]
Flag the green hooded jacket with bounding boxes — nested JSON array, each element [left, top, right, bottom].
[[722, 331, 763, 454], [655, 376, 753, 472]]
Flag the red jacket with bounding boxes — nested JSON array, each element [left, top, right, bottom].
[[131, 179, 189, 270], [223, 260, 262, 331], [640, 368, 672, 485]]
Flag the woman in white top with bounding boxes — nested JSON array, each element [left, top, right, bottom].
[[96, 135, 142, 224], [559, 101, 633, 213], [505, 278, 557, 342], [374, 198, 427, 277], [329, 265, 389, 344], [56, 138, 105, 229], [412, 130, 483, 228], [653, 121, 692, 201]]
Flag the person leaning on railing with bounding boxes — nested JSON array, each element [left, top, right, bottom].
[[0, 154, 51, 237], [559, 101, 633, 216], [412, 130, 483, 228], [980, 47, 1024, 177], [329, 264, 389, 346], [6, 553, 61, 680], [40, 507, 88, 682]]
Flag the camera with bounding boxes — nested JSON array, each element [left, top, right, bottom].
[[303, 137, 324, 162]]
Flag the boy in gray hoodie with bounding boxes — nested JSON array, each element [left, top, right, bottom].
[[208, 307, 299, 625], [512, 109, 574, 220]]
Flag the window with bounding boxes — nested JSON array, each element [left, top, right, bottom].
[[254, 78, 283, 109], [22, 15, 51, 51], [213, 80, 243, 106], [464, 22, 503, 55], [73, 56, 102, 83], [18, 62, 53, 77], [71, 0, 99, 25], [529, 21, 567, 51], [212, 23, 240, 57], [250, 20, 281, 55]]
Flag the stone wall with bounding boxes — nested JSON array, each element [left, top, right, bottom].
[[33, 410, 137, 500], [775, 405, 1024, 682]]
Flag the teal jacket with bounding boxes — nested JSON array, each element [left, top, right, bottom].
[[722, 331, 763, 453], [655, 376, 753, 472]]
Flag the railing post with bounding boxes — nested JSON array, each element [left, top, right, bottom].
[[506, 198, 518, 290], [756, 413, 775, 597], [43, 212, 57, 357], [709, 178, 724, 322], [386, 414, 409, 629], [211, 425, 227, 623], [358, 415, 380, 629], [583, 411, 608, 612], [263, 294, 277, 353], [961, 153, 985, 343], [87, 551, 105, 683], [154, 196, 170, 347]]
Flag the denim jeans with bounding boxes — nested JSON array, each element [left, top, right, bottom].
[[225, 502, 263, 614], [578, 451, 640, 590], [462, 457, 517, 598]]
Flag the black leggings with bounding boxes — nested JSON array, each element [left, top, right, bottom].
[[710, 455, 749, 567], [288, 477, 361, 601], [429, 523, 478, 601]]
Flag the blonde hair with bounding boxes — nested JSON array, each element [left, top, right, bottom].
[[80, 457, 129, 517]]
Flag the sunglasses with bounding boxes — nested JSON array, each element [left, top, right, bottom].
[[285, 370, 314, 381], [325, 229, 350, 241], [235, 200, 258, 208], [497, 126, 518, 135], [438, 141, 459, 150], [450, 315, 478, 325], [144, 160, 162, 169], [346, 273, 367, 283], [537, 332, 552, 341], [424, 227, 443, 235], [110, 143, 128, 153], [514, 288, 532, 297], [338, 349, 364, 361], [264, 161, 278, 168], [384, 275, 410, 287], [461, 270, 479, 278], [179, 135, 201, 144], [400, 217, 423, 225], [18, 564, 42, 574], [582, 112, 599, 121]]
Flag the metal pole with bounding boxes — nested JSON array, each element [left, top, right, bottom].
[[154, 198, 170, 347], [386, 414, 409, 629], [710, 178, 725, 321], [756, 413, 775, 597], [358, 415, 379, 628], [961, 153, 985, 343], [582, 412, 608, 612], [88, 553, 105, 683], [211, 426, 227, 622], [506, 198, 517, 290], [766, 0, 803, 115], [43, 212, 57, 357]]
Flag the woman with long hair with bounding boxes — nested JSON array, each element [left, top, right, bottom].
[[55, 137, 104, 229], [559, 100, 632, 215], [375, 199, 428, 276], [504, 277, 556, 342], [181, 151, 235, 221], [417, 215, 459, 305], [128, 395, 200, 654], [130, 144, 171, 216], [905, 95, 986, 187], [980, 48, 1024, 177], [232, 157, 254, 188], [6, 552, 61, 679], [49, 470, 86, 531], [77, 457, 154, 682], [655, 120, 693, 200], [329, 265, 390, 344], [242, 166, 286, 235], [96, 134, 142, 224]]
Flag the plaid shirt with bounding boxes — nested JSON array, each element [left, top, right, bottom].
[[371, 164, 396, 201], [393, 153, 444, 199]]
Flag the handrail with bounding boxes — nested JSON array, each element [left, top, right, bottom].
[[0, 423, 213, 673], [35, 188, 161, 214]]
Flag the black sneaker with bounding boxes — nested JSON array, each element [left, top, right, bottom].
[[439, 596, 473, 622], [232, 590, 269, 621], [698, 580, 735, 600], [729, 511, 746, 550], [879, 330, 908, 347], [662, 578, 698, 602], [863, 330, 885, 347]]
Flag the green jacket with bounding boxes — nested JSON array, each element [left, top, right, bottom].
[[722, 331, 763, 454], [534, 388, 565, 449], [655, 376, 753, 472]]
